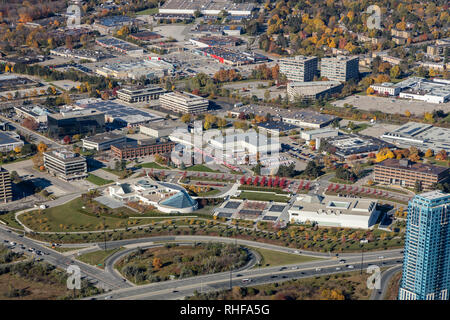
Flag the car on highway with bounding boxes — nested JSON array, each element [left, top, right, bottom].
[[279, 267, 287, 271], [339, 259, 346, 264], [291, 266, 298, 270], [236, 274, 243, 277], [315, 268, 322, 272], [336, 267, 341, 270], [9, 241, 16, 246], [242, 279, 251, 283], [378, 256, 384, 259], [347, 265, 354, 269]]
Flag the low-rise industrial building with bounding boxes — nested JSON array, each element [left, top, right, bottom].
[[230, 105, 337, 129], [0, 167, 12, 203], [95, 37, 144, 56], [288, 194, 380, 229], [193, 46, 268, 66], [300, 128, 339, 142], [96, 59, 174, 80], [159, 0, 256, 16], [326, 134, 396, 159], [82, 132, 127, 151], [14, 105, 51, 123], [380, 122, 450, 153], [116, 86, 166, 103], [257, 121, 299, 136], [374, 159, 449, 190], [43, 149, 88, 181], [287, 81, 343, 102], [111, 138, 176, 159], [0, 131, 24, 152], [159, 91, 209, 115]]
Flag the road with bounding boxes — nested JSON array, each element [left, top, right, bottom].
[[0, 225, 132, 291], [89, 250, 403, 300]]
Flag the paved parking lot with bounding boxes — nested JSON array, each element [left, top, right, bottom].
[[333, 95, 450, 115]]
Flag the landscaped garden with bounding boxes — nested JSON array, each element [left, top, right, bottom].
[[116, 243, 249, 284]]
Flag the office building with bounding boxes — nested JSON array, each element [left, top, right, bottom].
[[139, 120, 181, 138], [326, 134, 396, 159], [43, 149, 88, 181], [116, 86, 166, 103], [288, 194, 380, 229], [399, 191, 450, 300], [159, 91, 209, 115], [0, 167, 12, 203], [320, 56, 359, 82], [374, 159, 449, 190], [110, 138, 176, 159], [47, 109, 105, 139], [0, 131, 24, 152], [279, 55, 318, 82], [81, 132, 127, 151]]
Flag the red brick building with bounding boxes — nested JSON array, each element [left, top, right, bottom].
[[111, 139, 175, 159]]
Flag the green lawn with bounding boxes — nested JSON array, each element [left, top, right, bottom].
[[19, 198, 146, 232], [249, 247, 322, 268], [86, 174, 113, 186], [185, 164, 220, 172], [236, 191, 290, 203], [329, 177, 355, 185], [196, 189, 221, 197], [77, 248, 123, 268], [0, 211, 24, 230], [136, 7, 158, 15], [140, 162, 167, 169]]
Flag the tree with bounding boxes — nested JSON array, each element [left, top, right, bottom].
[[63, 136, 71, 144], [390, 65, 401, 79], [152, 257, 162, 271], [304, 161, 321, 178], [366, 87, 375, 95], [414, 180, 422, 193], [425, 149, 434, 158], [37, 142, 48, 153], [404, 110, 411, 117], [181, 114, 191, 123]]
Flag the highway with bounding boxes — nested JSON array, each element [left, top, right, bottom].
[[0, 225, 131, 291]]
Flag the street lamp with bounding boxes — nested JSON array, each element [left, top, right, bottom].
[[360, 244, 364, 275]]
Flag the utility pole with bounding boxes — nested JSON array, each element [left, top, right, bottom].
[[360, 245, 364, 275], [229, 268, 232, 290], [103, 217, 107, 251]]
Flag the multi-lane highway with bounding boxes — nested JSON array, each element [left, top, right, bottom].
[[1, 225, 404, 300]]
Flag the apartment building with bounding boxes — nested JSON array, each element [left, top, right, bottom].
[[0, 167, 12, 203], [374, 159, 449, 190], [43, 150, 88, 181], [159, 91, 209, 115], [399, 191, 450, 300], [279, 55, 318, 82], [320, 56, 359, 82]]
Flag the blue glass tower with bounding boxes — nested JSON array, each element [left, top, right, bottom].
[[399, 191, 450, 300]]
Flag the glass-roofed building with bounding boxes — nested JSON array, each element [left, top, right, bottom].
[[107, 179, 197, 213]]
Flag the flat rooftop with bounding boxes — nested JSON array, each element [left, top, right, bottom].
[[231, 105, 337, 125], [49, 109, 104, 120], [329, 134, 396, 156], [376, 159, 448, 176], [0, 132, 22, 145], [160, 0, 255, 13], [82, 132, 125, 144]]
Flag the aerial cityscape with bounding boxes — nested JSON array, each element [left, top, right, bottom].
[[0, 0, 449, 308]]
